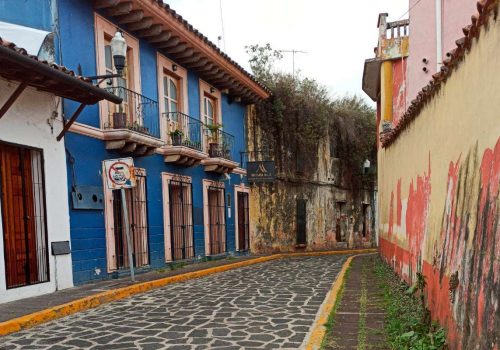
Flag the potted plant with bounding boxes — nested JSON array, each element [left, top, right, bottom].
[[206, 123, 222, 156], [169, 129, 184, 146], [112, 112, 127, 129]]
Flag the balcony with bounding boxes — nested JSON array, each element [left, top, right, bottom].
[[102, 87, 163, 156], [158, 112, 208, 166], [203, 128, 239, 173]]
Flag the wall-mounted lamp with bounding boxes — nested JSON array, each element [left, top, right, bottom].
[[86, 30, 127, 81], [210, 87, 216, 93], [172, 64, 178, 72]]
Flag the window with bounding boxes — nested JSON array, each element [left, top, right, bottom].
[[208, 186, 226, 255], [203, 180, 226, 256], [157, 54, 188, 142], [105, 168, 149, 271], [162, 173, 194, 262], [163, 76, 179, 114], [203, 95, 216, 126], [95, 14, 140, 129], [0, 142, 49, 289]]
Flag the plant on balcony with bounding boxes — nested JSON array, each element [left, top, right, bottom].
[[129, 121, 150, 135], [206, 123, 222, 156], [169, 129, 184, 146]]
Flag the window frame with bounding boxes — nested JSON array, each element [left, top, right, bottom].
[[103, 166, 149, 272], [157, 53, 188, 142], [161, 173, 194, 262], [94, 13, 141, 129]]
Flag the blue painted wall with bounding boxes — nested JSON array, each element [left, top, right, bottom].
[[0, 0, 55, 31], [53, 0, 249, 284]]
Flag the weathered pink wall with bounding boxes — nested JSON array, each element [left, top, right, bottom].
[[407, 0, 477, 103]]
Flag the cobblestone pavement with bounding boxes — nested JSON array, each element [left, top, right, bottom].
[[0, 255, 346, 350]]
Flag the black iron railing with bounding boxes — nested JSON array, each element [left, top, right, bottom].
[[205, 128, 235, 160], [104, 86, 160, 139], [164, 112, 204, 152]]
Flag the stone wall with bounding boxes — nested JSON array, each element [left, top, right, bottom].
[[246, 105, 376, 254]]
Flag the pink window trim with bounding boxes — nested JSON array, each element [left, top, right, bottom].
[[103, 165, 147, 273], [161, 172, 192, 262], [234, 185, 250, 251], [202, 179, 225, 255]]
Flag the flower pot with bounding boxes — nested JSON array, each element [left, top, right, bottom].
[[171, 134, 183, 146], [209, 142, 220, 157], [112, 112, 127, 129]]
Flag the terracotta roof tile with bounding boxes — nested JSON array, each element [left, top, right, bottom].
[[382, 0, 499, 147], [0, 37, 91, 83], [153, 0, 271, 96]]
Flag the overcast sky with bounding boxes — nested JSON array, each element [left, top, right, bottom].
[[165, 0, 408, 101]]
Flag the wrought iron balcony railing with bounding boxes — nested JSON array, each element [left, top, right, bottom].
[[104, 86, 160, 139], [164, 112, 204, 152], [204, 127, 235, 161]]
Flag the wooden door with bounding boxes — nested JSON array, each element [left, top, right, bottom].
[[237, 192, 249, 251], [0, 143, 48, 288]]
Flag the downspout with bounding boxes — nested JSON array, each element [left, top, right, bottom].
[[435, 0, 443, 71]]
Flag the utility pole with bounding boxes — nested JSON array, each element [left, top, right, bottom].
[[279, 49, 307, 79]]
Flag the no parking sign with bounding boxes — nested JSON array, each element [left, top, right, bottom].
[[103, 158, 136, 190]]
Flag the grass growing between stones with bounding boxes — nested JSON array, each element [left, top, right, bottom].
[[320, 266, 351, 349], [357, 263, 368, 350], [374, 260, 447, 350]]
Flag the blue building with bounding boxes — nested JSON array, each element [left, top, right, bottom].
[[0, 0, 269, 286]]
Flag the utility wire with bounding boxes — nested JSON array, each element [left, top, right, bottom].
[[219, 0, 226, 51], [397, 0, 423, 20]]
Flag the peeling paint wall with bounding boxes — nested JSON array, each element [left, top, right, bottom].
[[246, 106, 376, 254], [378, 10, 500, 349]]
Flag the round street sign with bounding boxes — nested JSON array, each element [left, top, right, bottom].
[[103, 158, 136, 190]]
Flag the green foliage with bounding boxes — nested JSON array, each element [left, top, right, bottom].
[[246, 44, 376, 186], [375, 260, 447, 350]]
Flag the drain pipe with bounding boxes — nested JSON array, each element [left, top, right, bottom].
[[435, 0, 443, 71]]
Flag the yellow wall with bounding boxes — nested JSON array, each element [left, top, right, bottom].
[[378, 9, 500, 349]]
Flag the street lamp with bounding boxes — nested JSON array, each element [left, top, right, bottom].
[[110, 31, 126, 75], [87, 30, 127, 81], [363, 159, 371, 174]]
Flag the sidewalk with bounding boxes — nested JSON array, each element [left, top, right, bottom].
[[0, 255, 254, 323], [323, 254, 388, 350]]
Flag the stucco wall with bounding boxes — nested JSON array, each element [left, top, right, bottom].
[[0, 78, 73, 303], [378, 10, 500, 349], [55, 0, 249, 285], [246, 106, 376, 253], [407, 0, 477, 103]]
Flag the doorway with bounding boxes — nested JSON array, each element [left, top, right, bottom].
[[237, 192, 250, 251], [0, 142, 49, 289], [208, 186, 226, 255], [296, 199, 307, 245]]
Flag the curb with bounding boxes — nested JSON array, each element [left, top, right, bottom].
[[0, 248, 376, 337], [303, 252, 377, 350]]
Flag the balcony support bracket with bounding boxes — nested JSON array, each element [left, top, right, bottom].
[[57, 103, 87, 141], [0, 81, 28, 120]]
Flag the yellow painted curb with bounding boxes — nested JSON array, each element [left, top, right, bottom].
[[304, 253, 376, 350], [0, 248, 376, 337]]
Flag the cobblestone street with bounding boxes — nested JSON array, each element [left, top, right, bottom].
[[0, 255, 346, 349]]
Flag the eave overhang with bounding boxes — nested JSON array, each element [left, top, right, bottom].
[[94, 0, 271, 103], [0, 40, 121, 105], [362, 58, 382, 102]]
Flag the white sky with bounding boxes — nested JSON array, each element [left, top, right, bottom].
[[165, 0, 408, 101]]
